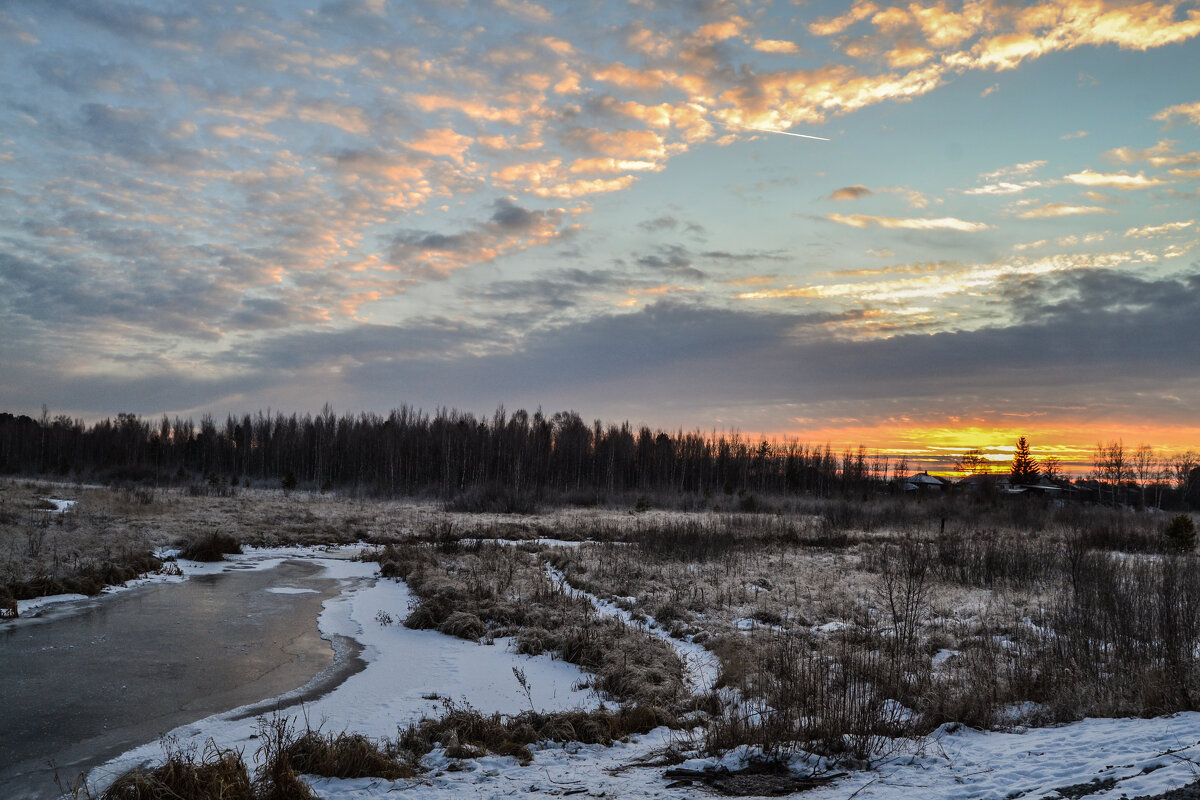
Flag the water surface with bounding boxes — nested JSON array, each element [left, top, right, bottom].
[[0, 559, 352, 799]]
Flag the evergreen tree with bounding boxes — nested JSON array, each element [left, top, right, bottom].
[[1010, 436, 1039, 485]]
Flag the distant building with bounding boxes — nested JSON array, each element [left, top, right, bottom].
[[898, 471, 948, 491]]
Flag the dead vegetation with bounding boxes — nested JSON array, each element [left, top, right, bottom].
[[398, 701, 677, 765], [178, 530, 243, 562], [70, 716, 405, 800], [365, 539, 689, 707], [14, 476, 1200, 782]]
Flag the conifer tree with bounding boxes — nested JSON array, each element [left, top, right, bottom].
[[1010, 436, 1039, 485]]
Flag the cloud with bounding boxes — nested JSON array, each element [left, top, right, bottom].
[[1124, 220, 1195, 238], [980, 160, 1047, 180], [809, 2, 880, 37], [1017, 203, 1116, 219], [637, 216, 706, 236], [388, 198, 568, 276], [830, 185, 873, 201], [561, 128, 668, 161], [406, 127, 473, 162], [753, 39, 800, 54], [207, 272, 1200, 431], [1064, 169, 1166, 190], [963, 181, 1039, 195], [828, 213, 991, 232], [568, 157, 664, 174], [1154, 100, 1200, 127], [1106, 139, 1200, 168], [31, 50, 147, 95]]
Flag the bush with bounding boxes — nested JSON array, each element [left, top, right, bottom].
[[1164, 514, 1197, 552], [444, 483, 538, 514], [0, 586, 17, 619], [180, 531, 243, 562]]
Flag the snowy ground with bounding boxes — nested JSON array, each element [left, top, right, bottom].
[[545, 562, 721, 694], [63, 546, 1200, 800]]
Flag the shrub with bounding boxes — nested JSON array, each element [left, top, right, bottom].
[[180, 531, 243, 562], [444, 483, 538, 514], [1164, 514, 1197, 552], [0, 586, 17, 619]]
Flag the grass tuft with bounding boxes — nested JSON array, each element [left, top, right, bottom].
[[179, 531, 243, 562]]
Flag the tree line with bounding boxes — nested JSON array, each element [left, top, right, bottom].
[[2, 407, 1196, 508], [0, 405, 898, 501]]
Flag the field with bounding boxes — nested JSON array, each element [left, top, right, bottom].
[[4, 478, 1200, 799]]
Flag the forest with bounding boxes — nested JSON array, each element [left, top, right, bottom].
[[1, 406, 1197, 510]]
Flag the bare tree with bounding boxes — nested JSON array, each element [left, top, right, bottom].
[[955, 448, 994, 476], [1043, 455, 1063, 481], [1173, 451, 1200, 504], [1093, 440, 1128, 505], [1133, 444, 1156, 508]]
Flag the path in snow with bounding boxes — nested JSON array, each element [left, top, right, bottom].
[[544, 562, 721, 693]]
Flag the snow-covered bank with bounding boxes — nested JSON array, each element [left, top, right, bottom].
[[88, 551, 597, 791], [80, 548, 1200, 800]]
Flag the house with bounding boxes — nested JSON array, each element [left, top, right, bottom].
[[898, 471, 948, 491]]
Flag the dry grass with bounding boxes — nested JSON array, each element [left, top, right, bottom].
[[398, 702, 678, 764], [93, 741, 254, 800], [18, 476, 1198, 771], [365, 540, 689, 707], [282, 730, 416, 780]]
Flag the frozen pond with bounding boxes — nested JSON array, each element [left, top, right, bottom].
[[0, 559, 358, 800]]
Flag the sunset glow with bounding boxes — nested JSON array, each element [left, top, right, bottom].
[[0, 0, 1197, 464]]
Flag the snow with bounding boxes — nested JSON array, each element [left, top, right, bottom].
[[152, 712, 1200, 800], [734, 617, 785, 632], [266, 586, 319, 594], [42, 498, 76, 513], [813, 620, 849, 634], [16, 592, 89, 616], [88, 552, 597, 791], [545, 562, 721, 693], [74, 547, 1200, 800]]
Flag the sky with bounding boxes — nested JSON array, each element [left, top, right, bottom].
[[1, 0, 1199, 471]]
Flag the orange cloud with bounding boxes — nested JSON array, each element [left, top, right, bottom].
[[409, 94, 526, 125], [530, 175, 637, 198], [566, 128, 667, 160], [753, 39, 800, 54], [809, 1, 880, 37], [407, 128, 473, 162], [591, 62, 678, 91]]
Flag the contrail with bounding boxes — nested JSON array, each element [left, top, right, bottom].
[[741, 125, 830, 141], [717, 119, 829, 141]]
